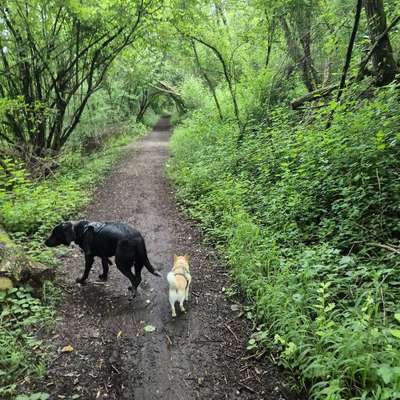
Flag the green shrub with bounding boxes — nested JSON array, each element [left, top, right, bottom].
[[0, 124, 146, 261], [168, 84, 400, 399], [0, 286, 55, 398]]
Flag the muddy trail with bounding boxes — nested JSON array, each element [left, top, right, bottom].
[[29, 118, 303, 400]]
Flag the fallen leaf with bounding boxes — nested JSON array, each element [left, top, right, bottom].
[[61, 345, 74, 353], [144, 324, 156, 333], [230, 304, 241, 312], [117, 331, 122, 338]]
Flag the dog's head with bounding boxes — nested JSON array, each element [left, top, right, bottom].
[[45, 221, 76, 247], [173, 254, 190, 271]]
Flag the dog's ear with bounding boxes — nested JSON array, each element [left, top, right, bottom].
[[184, 254, 190, 262], [63, 222, 76, 245], [173, 254, 178, 262]]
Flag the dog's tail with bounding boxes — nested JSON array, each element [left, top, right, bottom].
[[138, 235, 161, 277], [145, 256, 161, 277]]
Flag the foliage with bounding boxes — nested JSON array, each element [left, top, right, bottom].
[[0, 286, 55, 398], [0, 0, 153, 156], [168, 81, 400, 399], [0, 123, 145, 398], [0, 123, 146, 262]]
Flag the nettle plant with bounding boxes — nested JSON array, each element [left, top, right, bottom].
[[169, 78, 400, 398], [0, 286, 55, 397]]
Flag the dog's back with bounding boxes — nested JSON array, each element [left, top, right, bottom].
[[45, 220, 160, 293], [167, 271, 187, 291], [168, 255, 191, 317]]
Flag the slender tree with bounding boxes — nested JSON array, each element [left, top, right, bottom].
[[0, 0, 150, 156], [363, 0, 397, 86]]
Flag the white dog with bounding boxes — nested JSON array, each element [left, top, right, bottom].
[[167, 255, 191, 317]]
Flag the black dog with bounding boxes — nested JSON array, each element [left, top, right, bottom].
[[45, 220, 160, 296]]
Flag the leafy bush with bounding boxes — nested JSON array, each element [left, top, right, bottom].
[[178, 75, 211, 111], [142, 108, 160, 128], [0, 286, 55, 398], [0, 124, 146, 261], [168, 84, 400, 399]]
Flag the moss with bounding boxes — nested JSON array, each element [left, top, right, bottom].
[[0, 226, 14, 247]]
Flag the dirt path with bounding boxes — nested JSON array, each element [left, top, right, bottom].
[[30, 118, 303, 400]]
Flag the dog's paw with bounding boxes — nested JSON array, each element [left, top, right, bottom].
[[128, 286, 137, 298], [98, 273, 108, 282], [75, 277, 87, 284]]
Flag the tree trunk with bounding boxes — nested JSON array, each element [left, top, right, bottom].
[[191, 40, 224, 121], [265, 21, 275, 68], [0, 226, 55, 294], [325, 0, 363, 128], [280, 17, 315, 92], [136, 92, 151, 123], [364, 0, 397, 86], [291, 83, 339, 109]]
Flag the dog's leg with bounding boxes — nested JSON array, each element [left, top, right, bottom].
[[185, 283, 190, 301], [116, 263, 137, 297], [179, 297, 186, 313], [133, 263, 143, 289], [169, 293, 177, 317], [76, 255, 94, 284], [99, 257, 109, 281]]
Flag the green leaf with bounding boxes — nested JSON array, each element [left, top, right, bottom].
[[377, 365, 393, 384], [390, 329, 400, 339], [144, 324, 156, 333]]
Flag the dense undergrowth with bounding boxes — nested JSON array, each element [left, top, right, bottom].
[[168, 83, 400, 400], [0, 121, 147, 262], [0, 121, 146, 398]]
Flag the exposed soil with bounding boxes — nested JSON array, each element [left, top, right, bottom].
[[26, 118, 305, 400]]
